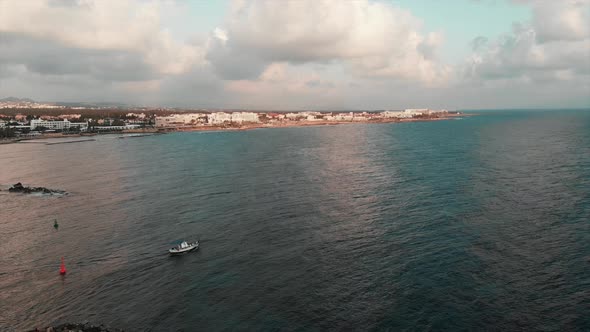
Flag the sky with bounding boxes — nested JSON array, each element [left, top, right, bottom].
[[0, 0, 589, 110]]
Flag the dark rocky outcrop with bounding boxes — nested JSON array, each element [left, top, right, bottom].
[[8, 182, 25, 191], [8, 182, 66, 195], [28, 322, 124, 332]]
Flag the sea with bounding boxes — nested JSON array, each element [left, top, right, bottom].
[[1, 110, 589, 331]]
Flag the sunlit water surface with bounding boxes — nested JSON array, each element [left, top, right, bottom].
[[1, 110, 589, 331]]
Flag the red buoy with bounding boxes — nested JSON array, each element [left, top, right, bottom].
[[59, 257, 67, 275]]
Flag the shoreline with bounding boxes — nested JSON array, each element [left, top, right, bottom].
[[0, 113, 469, 144], [159, 113, 469, 133]]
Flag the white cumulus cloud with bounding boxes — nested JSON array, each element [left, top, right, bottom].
[[514, 0, 590, 43], [207, 0, 451, 84], [465, 0, 590, 82], [0, 0, 205, 77]]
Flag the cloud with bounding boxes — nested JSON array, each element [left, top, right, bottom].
[[0, 0, 588, 109], [207, 0, 450, 84], [465, 0, 590, 82], [221, 63, 340, 109], [514, 0, 590, 43], [0, 32, 157, 81], [0, 0, 205, 79]]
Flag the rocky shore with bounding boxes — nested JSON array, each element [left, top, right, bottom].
[[7, 182, 66, 195], [28, 322, 124, 332]]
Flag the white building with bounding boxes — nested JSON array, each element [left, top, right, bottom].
[[208, 112, 232, 124], [326, 112, 354, 121], [155, 113, 206, 127], [381, 110, 419, 118], [381, 111, 403, 118], [30, 119, 71, 130], [352, 114, 369, 121], [284, 113, 300, 120], [403, 109, 428, 117], [229, 112, 260, 123]]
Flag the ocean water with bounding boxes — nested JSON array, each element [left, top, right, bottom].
[[1, 110, 589, 331]]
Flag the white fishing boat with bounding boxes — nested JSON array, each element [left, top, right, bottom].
[[168, 240, 199, 255]]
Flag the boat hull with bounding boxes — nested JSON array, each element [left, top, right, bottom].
[[168, 242, 199, 255]]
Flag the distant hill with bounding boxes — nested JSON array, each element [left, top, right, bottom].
[[0, 97, 130, 108], [0, 97, 36, 103], [54, 101, 129, 108]]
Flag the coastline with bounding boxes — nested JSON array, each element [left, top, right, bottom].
[[140, 112, 469, 133], [0, 113, 469, 144]]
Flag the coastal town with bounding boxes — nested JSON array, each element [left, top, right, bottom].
[[0, 97, 462, 141]]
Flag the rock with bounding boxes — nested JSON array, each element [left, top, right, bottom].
[[29, 322, 123, 332], [8, 182, 24, 192], [8, 182, 66, 195]]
